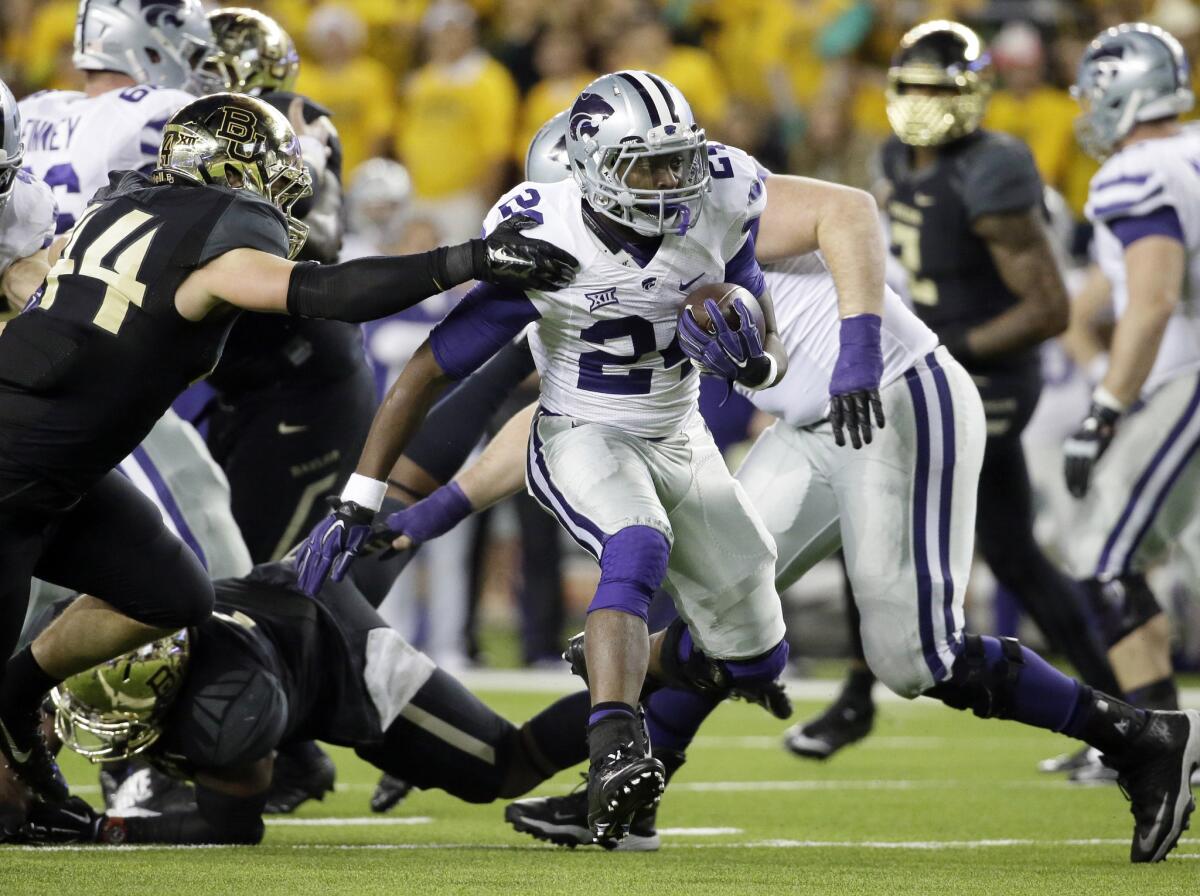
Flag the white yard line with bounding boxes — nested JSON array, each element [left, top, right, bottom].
[[265, 817, 432, 827]]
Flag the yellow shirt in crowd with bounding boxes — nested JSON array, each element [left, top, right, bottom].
[[295, 56, 396, 179], [395, 51, 518, 199]]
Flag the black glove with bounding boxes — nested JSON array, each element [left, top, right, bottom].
[[1064, 401, 1121, 498], [473, 215, 578, 291], [18, 797, 108, 844]]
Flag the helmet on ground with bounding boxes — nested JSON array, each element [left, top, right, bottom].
[[886, 20, 993, 147], [155, 92, 313, 258], [1071, 22, 1194, 160], [51, 630, 189, 763], [565, 70, 709, 236], [74, 0, 216, 94]]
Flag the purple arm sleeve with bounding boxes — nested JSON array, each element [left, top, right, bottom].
[[1108, 206, 1185, 248], [428, 282, 541, 380], [722, 219, 766, 298]]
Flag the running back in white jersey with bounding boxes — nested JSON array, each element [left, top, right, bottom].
[[1085, 124, 1200, 396], [18, 85, 192, 234], [0, 170, 56, 275], [483, 143, 768, 438], [740, 254, 937, 427]]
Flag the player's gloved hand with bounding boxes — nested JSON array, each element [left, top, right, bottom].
[[677, 298, 770, 386], [18, 797, 109, 844], [829, 314, 885, 449], [295, 476, 386, 594], [1064, 393, 1123, 498], [379, 481, 474, 553], [473, 216, 578, 291]]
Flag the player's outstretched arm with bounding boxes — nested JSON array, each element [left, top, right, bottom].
[[1, 248, 50, 312], [177, 215, 578, 322], [954, 208, 1070, 362], [383, 402, 537, 553]]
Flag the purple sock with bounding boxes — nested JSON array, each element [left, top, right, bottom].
[[644, 687, 721, 751], [982, 636, 1085, 732], [588, 701, 636, 728]]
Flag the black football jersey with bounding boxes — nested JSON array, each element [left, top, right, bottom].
[[880, 130, 1043, 372], [0, 171, 288, 493]]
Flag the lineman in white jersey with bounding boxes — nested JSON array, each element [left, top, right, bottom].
[[381, 109, 1200, 862], [16, 0, 252, 590], [1062, 24, 1200, 717]]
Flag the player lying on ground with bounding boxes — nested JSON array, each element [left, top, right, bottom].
[[0, 560, 596, 845], [361, 104, 1200, 862], [294, 69, 896, 846], [0, 91, 577, 806]]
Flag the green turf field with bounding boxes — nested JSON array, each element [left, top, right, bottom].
[[2, 683, 1196, 896]]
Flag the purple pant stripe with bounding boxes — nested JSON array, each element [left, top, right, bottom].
[[129, 446, 208, 569], [1097, 377, 1200, 577], [928, 353, 959, 653], [527, 413, 607, 558], [904, 363, 945, 680]]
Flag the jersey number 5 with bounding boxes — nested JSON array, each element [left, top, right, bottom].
[[39, 206, 164, 334]]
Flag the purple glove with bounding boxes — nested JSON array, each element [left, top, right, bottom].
[[383, 481, 473, 547], [294, 498, 375, 595], [677, 298, 766, 383], [828, 314, 885, 449]]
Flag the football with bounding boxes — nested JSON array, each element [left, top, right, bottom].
[[681, 282, 766, 336]]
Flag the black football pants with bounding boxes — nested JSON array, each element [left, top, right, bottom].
[[0, 470, 214, 661]]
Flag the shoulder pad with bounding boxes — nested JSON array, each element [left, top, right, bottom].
[[705, 142, 768, 227], [1086, 148, 1171, 224], [483, 179, 583, 259], [957, 131, 1042, 219]]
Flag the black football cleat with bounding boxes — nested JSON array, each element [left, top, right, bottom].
[[107, 763, 197, 815], [506, 778, 660, 851], [783, 691, 875, 760], [264, 741, 336, 814], [0, 710, 68, 802], [370, 774, 413, 813], [1067, 748, 1119, 785], [587, 746, 665, 849], [1109, 709, 1200, 862]]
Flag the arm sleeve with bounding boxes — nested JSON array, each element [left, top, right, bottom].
[[285, 242, 481, 323], [199, 197, 290, 264], [428, 282, 541, 380], [722, 218, 766, 298], [961, 136, 1043, 220], [1107, 206, 1185, 248]]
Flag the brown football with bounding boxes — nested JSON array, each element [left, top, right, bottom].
[[681, 282, 765, 335]]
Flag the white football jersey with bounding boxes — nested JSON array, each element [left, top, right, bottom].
[[0, 170, 56, 275], [18, 85, 192, 234], [739, 254, 937, 428], [481, 144, 767, 438], [1086, 124, 1200, 396]]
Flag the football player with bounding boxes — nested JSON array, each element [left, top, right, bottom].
[[0, 90, 577, 804], [1051, 23, 1200, 775], [382, 108, 1200, 862], [3, 560, 593, 846], [294, 70, 890, 845], [791, 20, 1124, 762], [0, 82, 57, 314]]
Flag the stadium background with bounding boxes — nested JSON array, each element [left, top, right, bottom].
[[3, 0, 1200, 674]]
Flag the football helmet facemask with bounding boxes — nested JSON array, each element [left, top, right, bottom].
[[51, 630, 189, 764], [565, 70, 709, 237], [203, 7, 300, 96], [155, 93, 313, 258], [886, 20, 993, 147]]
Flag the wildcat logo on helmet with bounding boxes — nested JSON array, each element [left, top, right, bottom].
[[569, 93, 615, 142]]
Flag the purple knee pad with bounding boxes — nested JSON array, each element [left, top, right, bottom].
[[588, 526, 671, 622]]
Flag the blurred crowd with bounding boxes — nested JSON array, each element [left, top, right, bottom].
[[4, 0, 1199, 667]]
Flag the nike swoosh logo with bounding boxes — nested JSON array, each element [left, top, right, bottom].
[[0, 717, 31, 765], [1137, 792, 1171, 855], [678, 274, 704, 291], [277, 422, 308, 435]]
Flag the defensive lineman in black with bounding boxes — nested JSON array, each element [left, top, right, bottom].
[[5, 562, 591, 845], [0, 91, 577, 803], [787, 21, 1121, 760]]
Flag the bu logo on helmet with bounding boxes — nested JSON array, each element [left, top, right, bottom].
[[570, 93, 615, 142], [216, 106, 258, 160]]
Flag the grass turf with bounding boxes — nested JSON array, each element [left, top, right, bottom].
[[2, 686, 1196, 896]]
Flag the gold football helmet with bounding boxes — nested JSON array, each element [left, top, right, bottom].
[[886, 21, 993, 147], [203, 8, 300, 95], [155, 92, 312, 258], [51, 630, 190, 763]]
